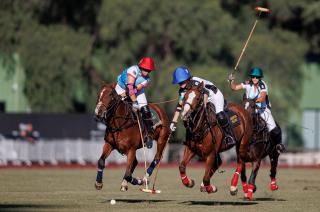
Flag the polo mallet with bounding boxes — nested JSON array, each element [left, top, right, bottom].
[[135, 111, 149, 190], [231, 7, 271, 76], [146, 131, 173, 194]]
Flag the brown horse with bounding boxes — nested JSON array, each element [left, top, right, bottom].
[[178, 82, 253, 193], [94, 83, 170, 191], [230, 98, 282, 200]]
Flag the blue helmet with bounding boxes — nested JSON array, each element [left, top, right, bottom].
[[172, 67, 191, 84]]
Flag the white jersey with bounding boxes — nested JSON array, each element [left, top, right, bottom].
[[179, 76, 225, 113], [241, 80, 269, 108]]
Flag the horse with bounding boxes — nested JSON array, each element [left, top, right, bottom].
[[94, 83, 170, 191], [178, 82, 253, 193], [229, 98, 282, 200]]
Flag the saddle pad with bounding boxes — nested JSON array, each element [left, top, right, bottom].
[[150, 108, 161, 123], [225, 109, 241, 128]]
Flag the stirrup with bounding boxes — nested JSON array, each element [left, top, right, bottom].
[[276, 144, 285, 154], [224, 135, 235, 146]]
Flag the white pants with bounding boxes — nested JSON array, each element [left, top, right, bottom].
[[115, 84, 147, 109], [208, 89, 224, 113], [258, 107, 276, 132]]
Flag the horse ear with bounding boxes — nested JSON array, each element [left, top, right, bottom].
[[197, 82, 204, 90]]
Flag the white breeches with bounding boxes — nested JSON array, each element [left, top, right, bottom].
[[259, 107, 276, 132], [115, 83, 147, 109], [208, 89, 224, 113]]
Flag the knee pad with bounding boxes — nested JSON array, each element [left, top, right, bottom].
[[217, 112, 228, 127]]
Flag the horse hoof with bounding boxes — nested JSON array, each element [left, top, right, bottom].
[[95, 182, 103, 190], [137, 178, 144, 186], [187, 179, 195, 188], [230, 186, 238, 196], [120, 185, 128, 192], [243, 192, 248, 199], [200, 184, 206, 192]]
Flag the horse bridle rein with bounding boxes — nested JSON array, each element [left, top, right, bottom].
[[100, 90, 137, 132]]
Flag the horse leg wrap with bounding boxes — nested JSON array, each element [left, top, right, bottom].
[[242, 182, 248, 193], [96, 169, 103, 183], [98, 158, 105, 170], [231, 168, 241, 187], [147, 159, 159, 176], [180, 173, 190, 186], [130, 177, 142, 185], [270, 178, 278, 191], [205, 184, 217, 193], [247, 184, 255, 200]]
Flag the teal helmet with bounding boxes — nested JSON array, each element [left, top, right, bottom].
[[249, 67, 263, 78]]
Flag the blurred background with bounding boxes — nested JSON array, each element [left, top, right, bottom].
[[0, 0, 319, 166]]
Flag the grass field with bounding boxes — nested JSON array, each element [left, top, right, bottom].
[[0, 166, 320, 212]]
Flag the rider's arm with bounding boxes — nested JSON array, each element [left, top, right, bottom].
[[230, 80, 243, 91], [127, 75, 137, 102], [172, 101, 183, 122], [256, 91, 267, 103], [136, 79, 149, 90]]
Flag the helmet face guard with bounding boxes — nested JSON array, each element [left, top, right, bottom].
[[249, 67, 263, 78], [172, 67, 191, 84], [138, 57, 155, 72]]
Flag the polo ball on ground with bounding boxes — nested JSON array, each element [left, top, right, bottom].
[[110, 199, 116, 205]]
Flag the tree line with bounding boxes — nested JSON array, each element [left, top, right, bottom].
[[1, 0, 319, 146]]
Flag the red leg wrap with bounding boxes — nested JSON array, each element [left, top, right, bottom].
[[242, 182, 248, 193], [231, 172, 240, 187], [247, 184, 254, 200], [205, 185, 214, 193], [270, 178, 278, 191], [180, 173, 190, 186]]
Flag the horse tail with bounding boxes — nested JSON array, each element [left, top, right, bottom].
[[149, 103, 170, 138]]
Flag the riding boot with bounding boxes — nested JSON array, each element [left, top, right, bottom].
[[140, 105, 154, 149], [217, 111, 235, 149], [270, 126, 285, 154]]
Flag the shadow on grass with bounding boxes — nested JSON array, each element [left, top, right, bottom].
[[0, 203, 67, 212], [254, 197, 286, 201], [180, 200, 258, 206], [103, 199, 174, 204]]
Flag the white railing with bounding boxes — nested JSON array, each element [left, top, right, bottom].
[[0, 138, 169, 166], [1, 137, 320, 166]]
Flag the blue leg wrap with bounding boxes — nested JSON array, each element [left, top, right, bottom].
[[96, 169, 103, 183], [130, 178, 140, 185], [147, 159, 159, 176]]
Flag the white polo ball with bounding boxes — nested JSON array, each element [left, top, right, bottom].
[[110, 199, 116, 205]]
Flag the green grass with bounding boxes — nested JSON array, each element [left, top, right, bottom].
[[0, 166, 320, 212]]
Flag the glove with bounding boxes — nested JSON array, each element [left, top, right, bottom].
[[170, 122, 177, 132], [228, 73, 235, 83], [132, 101, 139, 112]]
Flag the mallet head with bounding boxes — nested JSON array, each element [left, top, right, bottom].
[[255, 7, 271, 13]]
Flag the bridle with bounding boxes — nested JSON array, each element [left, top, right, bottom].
[[182, 86, 212, 141], [98, 87, 137, 132]]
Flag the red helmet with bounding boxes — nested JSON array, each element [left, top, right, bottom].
[[138, 57, 155, 72]]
